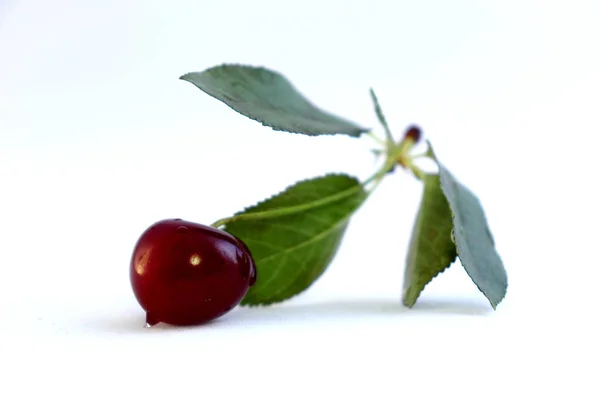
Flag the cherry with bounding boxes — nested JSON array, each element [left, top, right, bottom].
[[130, 218, 257, 326]]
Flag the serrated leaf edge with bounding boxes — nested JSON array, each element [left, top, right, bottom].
[[402, 174, 458, 308], [180, 64, 369, 136], [223, 173, 365, 224], [226, 173, 367, 306], [240, 210, 355, 306], [428, 144, 507, 309], [403, 257, 457, 308]]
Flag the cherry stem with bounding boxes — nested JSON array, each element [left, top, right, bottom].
[[210, 184, 365, 229], [369, 88, 394, 144], [367, 131, 386, 146], [410, 152, 430, 160], [212, 94, 428, 229], [210, 218, 230, 229]]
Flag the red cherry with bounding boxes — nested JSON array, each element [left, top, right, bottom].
[[130, 219, 257, 326]]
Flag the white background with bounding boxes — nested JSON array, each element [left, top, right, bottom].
[[1, 0, 599, 398]]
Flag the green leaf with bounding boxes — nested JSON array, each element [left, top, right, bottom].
[[369, 88, 393, 141], [427, 149, 508, 309], [403, 174, 458, 307], [222, 174, 368, 305], [181, 64, 369, 137]]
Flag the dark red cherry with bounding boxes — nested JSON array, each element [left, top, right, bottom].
[[130, 218, 257, 326]]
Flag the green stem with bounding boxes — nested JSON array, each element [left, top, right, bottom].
[[363, 143, 404, 193], [367, 131, 386, 146], [408, 164, 425, 180], [210, 184, 365, 228], [410, 152, 430, 160], [212, 101, 428, 229], [369, 88, 394, 144], [211, 218, 233, 229], [400, 150, 426, 181]]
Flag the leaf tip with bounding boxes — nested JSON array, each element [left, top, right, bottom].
[[179, 72, 194, 82], [424, 139, 438, 162], [401, 294, 416, 308], [490, 284, 508, 310]]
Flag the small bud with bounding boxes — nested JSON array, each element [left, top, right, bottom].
[[403, 125, 422, 144]]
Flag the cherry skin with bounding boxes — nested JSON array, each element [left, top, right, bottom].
[[130, 218, 257, 326]]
